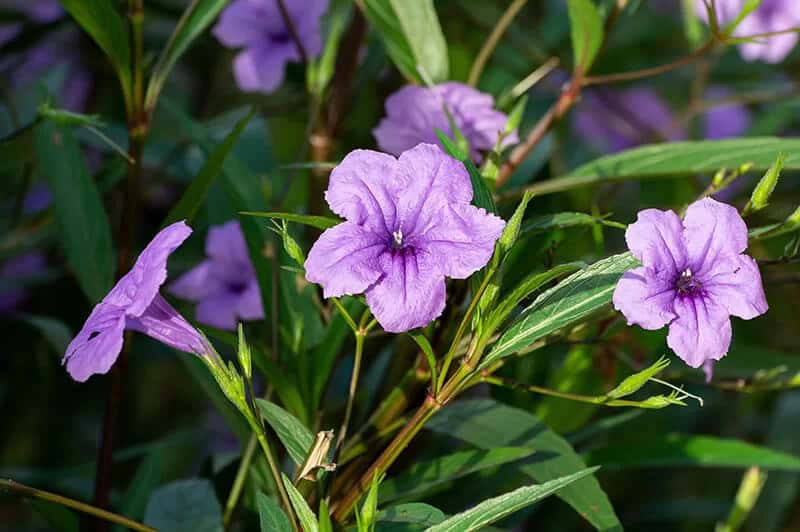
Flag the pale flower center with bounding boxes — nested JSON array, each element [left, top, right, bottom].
[[392, 229, 404, 249]]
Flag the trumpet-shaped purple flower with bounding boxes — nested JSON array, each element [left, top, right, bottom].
[[169, 220, 264, 330], [64, 221, 208, 382], [696, 0, 800, 63], [613, 198, 768, 380], [213, 0, 328, 94], [305, 143, 505, 333], [373, 82, 518, 162]]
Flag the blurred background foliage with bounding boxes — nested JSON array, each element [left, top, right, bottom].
[[1, 0, 799, 531]]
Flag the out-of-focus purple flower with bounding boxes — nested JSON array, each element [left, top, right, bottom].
[[696, 0, 800, 63], [64, 221, 208, 382], [573, 87, 686, 153], [613, 198, 768, 380], [2, 0, 63, 22], [374, 82, 518, 162], [702, 86, 752, 139], [305, 144, 505, 333], [213, 0, 328, 94], [22, 182, 52, 214], [169, 220, 263, 331], [0, 251, 47, 312]]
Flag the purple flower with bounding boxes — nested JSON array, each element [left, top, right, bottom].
[[0, 251, 47, 313], [64, 221, 208, 382], [304, 143, 505, 333], [702, 86, 751, 140], [573, 87, 686, 153], [612, 198, 768, 379], [373, 82, 518, 162], [169, 220, 264, 331], [213, 0, 328, 94], [696, 0, 800, 63]]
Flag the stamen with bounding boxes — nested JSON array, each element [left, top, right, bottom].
[[392, 229, 403, 249]]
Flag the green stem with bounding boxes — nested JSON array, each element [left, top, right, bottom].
[[222, 433, 258, 529], [337, 331, 366, 451], [1, 479, 156, 532], [254, 428, 299, 532], [467, 0, 528, 86]]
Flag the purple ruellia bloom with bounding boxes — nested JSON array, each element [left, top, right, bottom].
[[213, 0, 328, 94], [373, 82, 519, 162], [702, 86, 751, 140], [64, 221, 208, 382], [573, 87, 686, 153], [613, 198, 768, 380], [0, 252, 47, 313], [304, 143, 505, 333], [696, 0, 800, 63], [169, 220, 264, 330]]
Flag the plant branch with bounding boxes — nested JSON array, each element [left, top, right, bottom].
[[468, 0, 529, 86], [222, 434, 258, 529], [336, 328, 366, 451]]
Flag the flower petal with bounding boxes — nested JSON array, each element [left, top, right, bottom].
[[237, 282, 265, 321], [196, 291, 240, 330], [624, 208, 688, 276], [106, 221, 192, 316], [612, 266, 677, 330], [415, 203, 505, 279], [683, 197, 748, 275], [127, 294, 209, 354], [64, 302, 126, 382], [325, 149, 403, 233], [305, 222, 386, 298], [365, 251, 446, 333], [232, 43, 293, 94], [667, 295, 732, 368], [703, 253, 768, 320], [212, 0, 267, 48], [169, 261, 213, 302]]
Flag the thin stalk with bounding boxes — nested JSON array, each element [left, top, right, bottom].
[[254, 428, 299, 532], [1, 479, 156, 532], [336, 331, 366, 451], [275, 0, 308, 63], [129, 0, 145, 124], [222, 434, 258, 529], [468, 0, 529, 86]]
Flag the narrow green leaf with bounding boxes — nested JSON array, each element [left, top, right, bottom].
[[426, 467, 599, 532], [483, 253, 639, 367], [318, 500, 334, 532], [380, 448, 535, 504], [143, 478, 223, 532], [281, 474, 319, 532], [256, 399, 314, 466], [377, 503, 445, 527], [240, 211, 341, 230], [566, 0, 604, 74], [164, 108, 256, 226], [257, 492, 292, 532], [522, 212, 608, 235], [585, 434, 800, 471], [436, 129, 496, 214], [145, 0, 230, 112], [35, 120, 114, 303], [426, 399, 621, 532]]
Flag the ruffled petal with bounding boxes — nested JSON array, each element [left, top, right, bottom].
[[625, 208, 688, 277], [667, 295, 732, 368], [212, 0, 266, 48], [415, 202, 505, 279], [365, 250, 446, 333], [106, 221, 192, 316], [702, 253, 768, 320], [612, 266, 677, 330], [373, 85, 446, 156], [683, 197, 748, 276], [64, 302, 126, 382], [127, 294, 209, 354], [305, 222, 386, 299]]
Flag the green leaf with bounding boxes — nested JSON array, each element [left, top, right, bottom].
[[114, 450, 164, 531], [483, 253, 639, 368], [522, 212, 608, 235], [436, 129, 496, 214], [257, 492, 292, 532], [318, 500, 334, 532], [281, 474, 319, 532], [361, 0, 448, 83], [380, 448, 535, 504], [35, 120, 114, 303], [164, 107, 256, 226], [426, 467, 599, 532], [378, 503, 446, 528], [528, 138, 800, 197], [145, 0, 229, 112], [240, 211, 341, 230], [59, 0, 131, 102], [256, 399, 314, 466], [426, 399, 621, 532], [566, 0, 604, 74], [143, 478, 223, 532], [585, 434, 800, 471], [29, 500, 79, 532]]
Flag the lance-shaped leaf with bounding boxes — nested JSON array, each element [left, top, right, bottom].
[[566, 0, 604, 74], [256, 399, 314, 466]]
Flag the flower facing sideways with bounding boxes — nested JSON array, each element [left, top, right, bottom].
[[613, 198, 768, 380], [64, 221, 208, 382], [305, 143, 506, 333]]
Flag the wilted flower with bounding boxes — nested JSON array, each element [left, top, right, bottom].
[[373, 82, 518, 162], [0, 252, 47, 313], [696, 0, 800, 63], [213, 0, 328, 94], [169, 220, 263, 330], [305, 143, 505, 333], [613, 198, 768, 380], [64, 221, 208, 382]]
